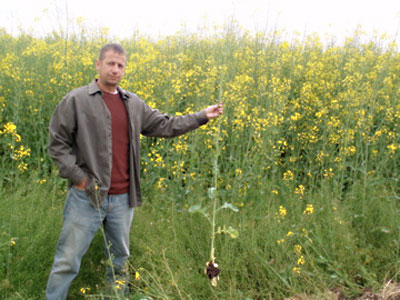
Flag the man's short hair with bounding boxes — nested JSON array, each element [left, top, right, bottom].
[[99, 43, 126, 61]]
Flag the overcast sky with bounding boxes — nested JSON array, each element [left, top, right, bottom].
[[1, 0, 400, 43]]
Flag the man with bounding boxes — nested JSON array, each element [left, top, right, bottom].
[[46, 43, 223, 299]]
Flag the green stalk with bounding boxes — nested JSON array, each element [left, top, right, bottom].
[[209, 120, 221, 263], [209, 70, 224, 263]]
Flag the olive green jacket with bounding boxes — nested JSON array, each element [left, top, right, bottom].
[[48, 79, 208, 207]]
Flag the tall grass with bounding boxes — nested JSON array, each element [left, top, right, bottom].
[[1, 23, 400, 299]]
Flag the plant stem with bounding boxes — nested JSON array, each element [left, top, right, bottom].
[[209, 71, 224, 263], [209, 126, 219, 262]]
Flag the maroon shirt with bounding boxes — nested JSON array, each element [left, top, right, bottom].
[[102, 90, 130, 194]]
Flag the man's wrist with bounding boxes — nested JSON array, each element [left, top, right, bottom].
[[74, 178, 87, 190]]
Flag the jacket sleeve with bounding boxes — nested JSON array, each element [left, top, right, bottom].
[[140, 101, 209, 138], [48, 95, 87, 185]]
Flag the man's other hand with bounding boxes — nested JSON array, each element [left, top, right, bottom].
[[74, 178, 87, 191]]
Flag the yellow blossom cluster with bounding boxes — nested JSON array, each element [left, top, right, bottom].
[[0, 122, 31, 173], [1, 122, 21, 142], [114, 279, 126, 290], [80, 287, 90, 294], [292, 243, 307, 275], [303, 204, 314, 215], [275, 205, 287, 223], [295, 185, 305, 198]]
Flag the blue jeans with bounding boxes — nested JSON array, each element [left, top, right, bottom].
[[46, 187, 134, 300]]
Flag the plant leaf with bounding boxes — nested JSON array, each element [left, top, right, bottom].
[[188, 204, 201, 213], [380, 227, 390, 234], [221, 202, 239, 212], [225, 226, 239, 239], [208, 187, 217, 199]]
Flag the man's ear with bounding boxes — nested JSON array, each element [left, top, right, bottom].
[[96, 59, 100, 71]]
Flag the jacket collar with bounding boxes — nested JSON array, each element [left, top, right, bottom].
[[88, 79, 130, 101], [117, 86, 130, 101]]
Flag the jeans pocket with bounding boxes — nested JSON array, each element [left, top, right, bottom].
[[63, 186, 91, 219], [70, 186, 90, 201]]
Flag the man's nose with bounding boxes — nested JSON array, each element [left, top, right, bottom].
[[111, 65, 119, 73]]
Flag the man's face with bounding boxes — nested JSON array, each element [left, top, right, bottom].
[[96, 50, 126, 90]]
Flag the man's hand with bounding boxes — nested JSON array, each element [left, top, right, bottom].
[[74, 178, 87, 191], [205, 102, 223, 120]]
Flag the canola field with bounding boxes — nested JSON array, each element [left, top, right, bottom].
[[1, 27, 400, 299]]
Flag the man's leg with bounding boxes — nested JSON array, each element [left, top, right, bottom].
[[103, 193, 134, 292], [46, 187, 105, 300]]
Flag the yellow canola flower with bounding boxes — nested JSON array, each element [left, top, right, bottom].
[[275, 205, 287, 223], [344, 145, 357, 156], [80, 287, 90, 294], [135, 271, 141, 280], [283, 170, 294, 181], [114, 279, 126, 290], [13, 145, 31, 159], [290, 112, 302, 121], [294, 244, 302, 256], [323, 168, 334, 178], [292, 267, 301, 274], [387, 143, 398, 154], [1, 122, 16, 135], [279, 206, 287, 218], [18, 162, 28, 172], [1, 122, 22, 142], [295, 185, 305, 197], [297, 255, 306, 265], [303, 204, 314, 215]]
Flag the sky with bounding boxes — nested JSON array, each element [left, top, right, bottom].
[[1, 0, 400, 43]]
